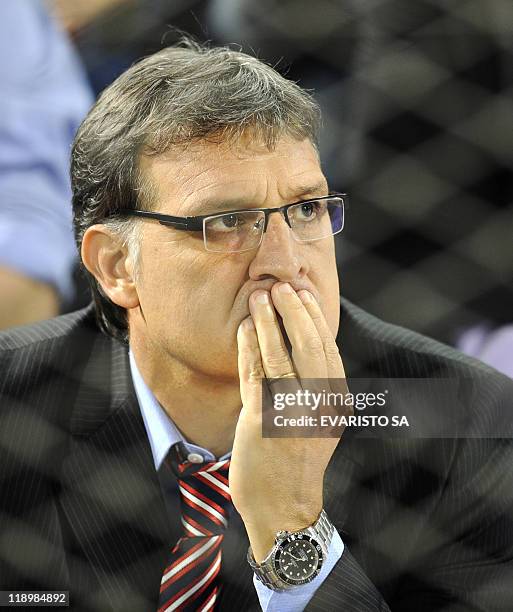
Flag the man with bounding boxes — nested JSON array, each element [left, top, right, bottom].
[[1, 40, 512, 612]]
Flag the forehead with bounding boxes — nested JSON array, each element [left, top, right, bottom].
[[139, 134, 326, 215]]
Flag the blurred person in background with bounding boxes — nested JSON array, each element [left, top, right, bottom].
[[49, 0, 193, 95], [50, 0, 132, 34], [0, 0, 93, 329]]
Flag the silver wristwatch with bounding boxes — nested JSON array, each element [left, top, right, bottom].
[[247, 509, 334, 591]]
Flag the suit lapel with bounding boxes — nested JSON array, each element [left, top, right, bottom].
[[59, 330, 174, 610]]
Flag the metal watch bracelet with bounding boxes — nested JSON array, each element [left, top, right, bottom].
[[247, 509, 334, 591]]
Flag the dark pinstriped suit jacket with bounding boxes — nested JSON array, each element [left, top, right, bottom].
[[1, 299, 513, 611]]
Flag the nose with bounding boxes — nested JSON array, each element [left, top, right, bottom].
[[247, 210, 309, 283]]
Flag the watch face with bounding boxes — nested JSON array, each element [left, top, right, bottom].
[[275, 534, 323, 585]]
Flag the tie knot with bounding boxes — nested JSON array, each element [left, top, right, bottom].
[[177, 459, 231, 481], [163, 443, 232, 537], [164, 442, 230, 480]]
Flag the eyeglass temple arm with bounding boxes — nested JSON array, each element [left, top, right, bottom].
[[117, 209, 204, 231]]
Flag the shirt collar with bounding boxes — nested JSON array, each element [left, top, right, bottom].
[[128, 349, 231, 470]]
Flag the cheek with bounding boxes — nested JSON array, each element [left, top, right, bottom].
[[138, 239, 247, 325], [310, 245, 340, 332], [136, 238, 200, 315]]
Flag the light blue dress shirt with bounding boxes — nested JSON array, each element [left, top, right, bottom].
[[129, 350, 344, 611], [0, 0, 93, 302], [458, 323, 513, 379]]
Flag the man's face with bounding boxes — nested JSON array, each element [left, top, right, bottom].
[[130, 134, 340, 380]]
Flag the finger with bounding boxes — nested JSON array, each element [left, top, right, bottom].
[[248, 290, 296, 379], [297, 290, 350, 410], [237, 316, 265, 414], [296, 290, 346, 380], [269, 283, 328, 379]]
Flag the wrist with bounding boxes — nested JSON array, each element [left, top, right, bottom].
[[247, 509, 335, 591], [244, 505, 323, 563]]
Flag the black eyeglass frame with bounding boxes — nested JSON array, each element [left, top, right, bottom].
[[116, 193, 347, 234]]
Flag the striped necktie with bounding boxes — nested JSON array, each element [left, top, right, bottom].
[[158, 443, 232, 612]]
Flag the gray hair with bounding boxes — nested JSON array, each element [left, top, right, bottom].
[[71, 38, 321, 342]]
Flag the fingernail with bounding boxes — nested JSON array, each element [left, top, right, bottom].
[[243, 316, 255, 330], [278, 282, 293, 294], [256, 292, 269, 304], [299, 290, 313, 303], [238, 317, 254, 338]]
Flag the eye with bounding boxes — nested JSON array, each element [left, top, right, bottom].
[[209, 213, 246, 232], [300, 203, 315, 218], [292, 200, 326, 222]]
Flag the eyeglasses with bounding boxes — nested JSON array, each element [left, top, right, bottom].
[[117, 193, 346, 253]]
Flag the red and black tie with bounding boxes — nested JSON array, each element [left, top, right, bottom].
[[158, 444, 232, 612]]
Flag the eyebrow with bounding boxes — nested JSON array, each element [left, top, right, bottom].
[[191, 181, 329, 215]]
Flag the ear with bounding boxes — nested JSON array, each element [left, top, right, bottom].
[[81, 225, 139, 310]]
